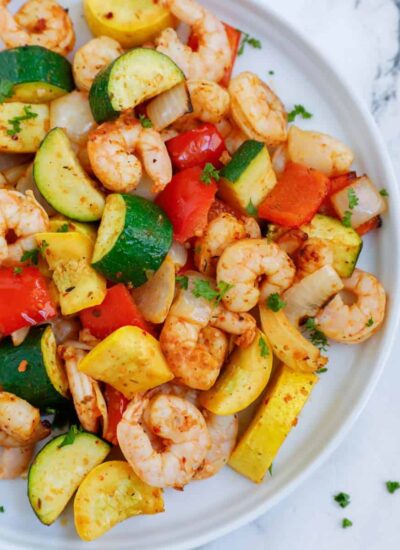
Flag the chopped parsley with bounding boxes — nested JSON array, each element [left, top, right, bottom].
[[20, 248, 39, 266], [365, 318, 374, 327], [342, 187, 359, 228], [58, 425, 82, 448], [138, 114, 153, 128], [342, 518, 353, 528], [268, 70, 275, 75], [0, 505, 4, 513], [38, 239, 49, 256], [379, 188, 389, 197], [287, 104, 313, 123], [386, 481, 400, 494], [7, 105, 38, 136], [200, 163, 220, 185], [268, 463, 273, 476], [13, 266, 23, 275], [0, 79, 14, 104], [246, 199, 258, 216], [56, 223, 69, 233], [334, 492, 351, 508], [258, 337, 269, 357], [304, 318, 329, 352], [266, 293, 286, 312], [192, 279, 234, 305], [316, 367, 328, 374], [238, 33, 262, 56], [176, 275, 189, 290]]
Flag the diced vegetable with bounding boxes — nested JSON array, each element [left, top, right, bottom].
[[259, 305, 327, 372], [49, 90, 96, 144], [0, 267, 56, 337], [132, 257, 176, 324], [78, 326, 174, 399], [219, 140, 277, 214], [89, 48, 185, 123], [36, 232, 107, 315], [80, 284, 154, 339], [74, 461, 164, 541], [156, 166, 217, 243], [91, 193, 173, 287], [319, 172, 357, 216], [34, 128, 105, 222], [200, 330, 272, 414], [330, 175, 387, 228], [28, 431, 111, 525], [103, 385, 129, 445], [229, 363, 318, 483], [219, 25, 242, 88], [356, 215, 381, 236], [146, 83, 192, 131], [301, 214, 363, 278], [166, 123, 226, 171], [283, 265, 344, 327], [287, 126, 354, 176], [0, 46, 74, 103], [48, 218, 97, 242], [258, 162, 330, 227], [0, 325, 68, 409], [0, 103, 49, 153], [83, 0, 175, 48]]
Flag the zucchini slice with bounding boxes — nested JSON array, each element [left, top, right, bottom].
[[34, 128, 105, 222], [74, 461, 164, 541], [0, 46, 74, 103], [219, 140, 277, 214], [28, 431, 111, 525], [301, 214, 363, 278], [89, 48, 185, 123], [83, 0, 175, 49], [92, 193, 173, 287], [0, 326, 69, 410], [0, 103, 49, 153]]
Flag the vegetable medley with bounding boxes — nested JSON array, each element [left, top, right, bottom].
[[0, 0, 388, 541]]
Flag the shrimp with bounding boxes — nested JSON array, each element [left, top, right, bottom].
[[194, 213, 260, 276], [0, 445, 34, 479], [59, 345, 106, 434], [316, 269, 386, 344], [229, 72, 287, 146], [117, 393, 210, 489], [87, 112, 172, 193], [73, 36, 124, 92], [0, 189, 49, 265], [295, 238, 334, 279], [187, 80, 230, 124], [155, 0, 231, 82], [194, 411, 238, 480], [217, 239, 296, 312], [0, 392, 50, 445], [160, 272, 257, 389], [0, 0, 75, 55]]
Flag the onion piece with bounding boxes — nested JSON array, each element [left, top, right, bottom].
[[146, 82, 193, 131], [11, 327, 30, 347], [168, 240, 188, 271], [271, 143, 288, 176], [330, 175, 387, 228], [283, 265, 344, 327]]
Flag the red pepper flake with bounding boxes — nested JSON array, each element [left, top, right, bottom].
[[292, 417, 298, 427], [34, 18, 47, 32], [18, 359, 28, 373], [104, 11, 113, 19], [283, 394, 293, 403]]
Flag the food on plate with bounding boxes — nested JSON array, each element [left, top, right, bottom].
[[0, 0, 388, 541]]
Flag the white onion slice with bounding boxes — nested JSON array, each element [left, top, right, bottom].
[[11, 327, 30, 347], [146, 83, 192, 131], [284, 265, 344, 327], [331, 175, 387, 228], [168, 241, 188, 271]]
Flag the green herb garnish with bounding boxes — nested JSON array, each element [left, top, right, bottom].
[[201, 163, 220, 185], [341, 210, 353, 228], [366, 318, 374, 327], [316, 367, 328, 374], [38, 239, 49, 257], [238, 33, 262, 56], [266, 293, 286, 312], [258, 337, 269, 358], [342, 518, 353, 528], [192, 279, 234, 305], [287, 104, 313, 123], [139, 114, 153, 128], [268, 70, 275, 75], [342, 187, 359, 228], [57, 223, 69, 233], [13, 266, 23, 275], [0, 505, 4, 513], [246, 199, 258, 216], [379, 188, 389, 197], [304, 318, 329, 352], [386, 481, 400, 494], [7, 105, 38, 136], [58, 425, 82, 448], [0, 79, 14, 104], [20, 248, 39, 266], [176, 275, 189, 290], [268, 463, 273, 476], [334, 492, 351, 508]]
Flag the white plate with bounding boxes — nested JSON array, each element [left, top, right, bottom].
[[1, 0, 400, 548]]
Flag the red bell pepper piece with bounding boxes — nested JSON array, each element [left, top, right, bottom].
[[356, 215, 382, 236], [0, 266, 57, 337], [319, 172, 357, 217], [166, 123, 226, 172], [103, 385, 129, 445], [80, 284, 153, 340], [156, 166, 218, 243], [188, 24, 241, 88], [258, 162, 331, 228]]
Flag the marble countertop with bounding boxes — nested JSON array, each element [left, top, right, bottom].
[[201, 1, 400, 549]]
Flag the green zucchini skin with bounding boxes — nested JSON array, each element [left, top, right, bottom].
[[221, 140, 265, 182], [88, 62, 117, 123], [0, 46, 74, 101], [92, 194, 173, 287], [0, 326, 68, 410]]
